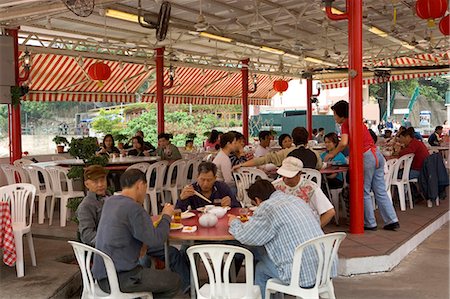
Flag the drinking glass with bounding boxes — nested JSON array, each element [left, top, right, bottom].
[[239, 208, 249, 223], [173, 209, 182, 223]]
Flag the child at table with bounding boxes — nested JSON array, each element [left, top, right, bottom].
[[320, 132, 347, 189]]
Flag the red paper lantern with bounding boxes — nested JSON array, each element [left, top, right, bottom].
[[439, 15, 450, 35], [416, 0, 448, 26], [88, 62, 111, 86], [273, 80, 289, 93]]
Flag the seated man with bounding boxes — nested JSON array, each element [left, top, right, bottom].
[[428, 126, 443, 146], [287, 127, 323, 169], [92, 169, 186, 297], [272, 157, 335, 227], [398, 127, 430, 179], [228, 180, 332, 297], [76, 165, 109, 246], [156, 133, 182, 161], [177, 162, 241, 211], [254, 130, 271, 158]]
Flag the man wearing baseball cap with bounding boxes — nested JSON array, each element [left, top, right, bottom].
[[272, 157, 335, 227], [76, 165, 109, 246]]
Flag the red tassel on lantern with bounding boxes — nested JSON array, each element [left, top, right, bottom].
[[439, 15, 450, 35], [88, 62, 112, 87], [273, 80, 289, 93], [415, 0, 448, 27]]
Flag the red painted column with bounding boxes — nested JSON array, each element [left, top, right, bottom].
[[306, 78, 313, 139], [241, 59, 249, 143], [348, 0, 364, 234], [7, 29, 22, 164], [156, 47, 165, 134], [326, 0, 364, 234]]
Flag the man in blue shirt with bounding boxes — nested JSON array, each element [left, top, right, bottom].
[[92, 169, 181, 298], [176, 162, 241, 211], [229, 180, 330, 298]]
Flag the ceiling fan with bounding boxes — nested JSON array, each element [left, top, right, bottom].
[[194, 0, 209, 31]]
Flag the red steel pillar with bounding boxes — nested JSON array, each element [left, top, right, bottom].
[[306, 78, 313, 139], [326, 0, 364, 234], [241, 59, 249, 143], [156, 47, 165, 134], [7, 29, 22, 164]]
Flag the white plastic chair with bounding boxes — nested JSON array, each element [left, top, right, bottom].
[[23, 165, 53, 224], [187, 244, 261, 299], [126, 162, 151, 173], [265, 232, 346, 299], [183, 159, 198, 186], [46, 166, 85, 227], [233, 167, 269, 207], [145, 161, 168, 215], [390, 154, 414, 211], [384, 158, 398, 202], [301, 168, 322, 186], [0, 183, 37, 278], [68, 241, 153, 299], [0, 164, 29, 185], [163, 160, 186, 205], [13, 158, 33, 167]]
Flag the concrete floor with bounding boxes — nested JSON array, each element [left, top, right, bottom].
[[333, 223, 449, 299]]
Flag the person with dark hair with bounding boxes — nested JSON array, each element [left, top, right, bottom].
[[205, 129, 220, 151], [398, 128, 430, 179], [156, 133, 182, 161], [229, 131, 253, 166], [135, 130, 156, 152], [272, 157, 335, 227], [254, 130, 271, 157], [96, 134, 120, 156], [320, 132, 347, 189], [428, 126, 443, 146], [312, 128, 318, 136], [314, 127, 325, 143], [278, 133, 293, 149], [228, 179, 329, 297], [213, 132, 238, 192], [368, 129, 378, 144], [92, 169, 186, 297], [128, 136, 150, 157], [184, 140, 195, 152], [235, 127, 322, 170], [287, 127, 323, 169], [325, 100, 399, 231], [176, 162, 240, 211]]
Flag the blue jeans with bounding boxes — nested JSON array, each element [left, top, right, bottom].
[[255, 254, 280, 299], [363, 149, 399, 227], [139, 246, 190, 291]]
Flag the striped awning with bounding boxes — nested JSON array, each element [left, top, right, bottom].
[[321, 70, 449, 90], [20, 53, 281, 106]]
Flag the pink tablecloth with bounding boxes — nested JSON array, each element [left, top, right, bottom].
[[0, 202, 16, 266]]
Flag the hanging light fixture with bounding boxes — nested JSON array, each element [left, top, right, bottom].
[[23, 50, 32, 71]]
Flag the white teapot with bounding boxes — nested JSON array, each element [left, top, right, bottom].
[[199, 212, 218, 227]]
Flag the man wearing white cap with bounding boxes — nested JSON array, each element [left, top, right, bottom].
[[272, 157, 335, 227]]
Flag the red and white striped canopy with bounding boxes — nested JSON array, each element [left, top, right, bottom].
[[21, 53, 282, 106]]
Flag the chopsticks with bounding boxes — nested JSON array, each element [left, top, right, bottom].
[[193, 190, 212, 203]]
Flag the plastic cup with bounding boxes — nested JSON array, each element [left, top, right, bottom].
[[173, 209, 182, 223]]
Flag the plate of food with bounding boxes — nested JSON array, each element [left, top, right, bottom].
[[196, 206, 231, 212], [170, 223, 184, 230], [181, 212, 196, 219]]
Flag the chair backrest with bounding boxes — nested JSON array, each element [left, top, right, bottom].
[[183, 159, 197, 185], [186, 244, 256, 299], [384, 159, 397, 189], [164, 160, 186, 188], [0, 183, 36, 228], [0, 164, 29, 184], [301, 168, 322, 186], [233, 167, 268, 207], [46, 166, 75, 195], [392, 154, 414, 183], [24, 165, 53, 194], [290, 232, 346, 290], [13, 158, 33, 167], [126, 162, 151, 173], [68, 241, 123, 297], [146, 161, 168, 190]]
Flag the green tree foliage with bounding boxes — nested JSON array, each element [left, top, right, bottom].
[[0, 105, 8, 138], [91, 109, 125, 136]]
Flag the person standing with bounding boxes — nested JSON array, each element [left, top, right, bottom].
[[92, 169, 181, 298], [324, 100, 399, 231]]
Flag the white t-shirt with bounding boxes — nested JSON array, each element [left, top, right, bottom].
[[254, 145, 270, 158], [212, 150, 234, 186], [272, 178, 333, 220]]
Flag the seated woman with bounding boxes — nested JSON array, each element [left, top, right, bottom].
[[127, 136, 150, 157], [278, 133, 293, 149], [320, 132, 347, 189], [96, 134, 120, 156], [204, 129, 220, 151], [229, 132, 253, 166]]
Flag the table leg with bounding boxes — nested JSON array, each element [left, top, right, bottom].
[[322, 174, 331, 199]]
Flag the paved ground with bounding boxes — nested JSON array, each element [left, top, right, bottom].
[[333, 223, 449, 299]]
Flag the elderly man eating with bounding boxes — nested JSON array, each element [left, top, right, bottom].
[[176, 162, 241, 211], [272, 157, 335, 227]]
